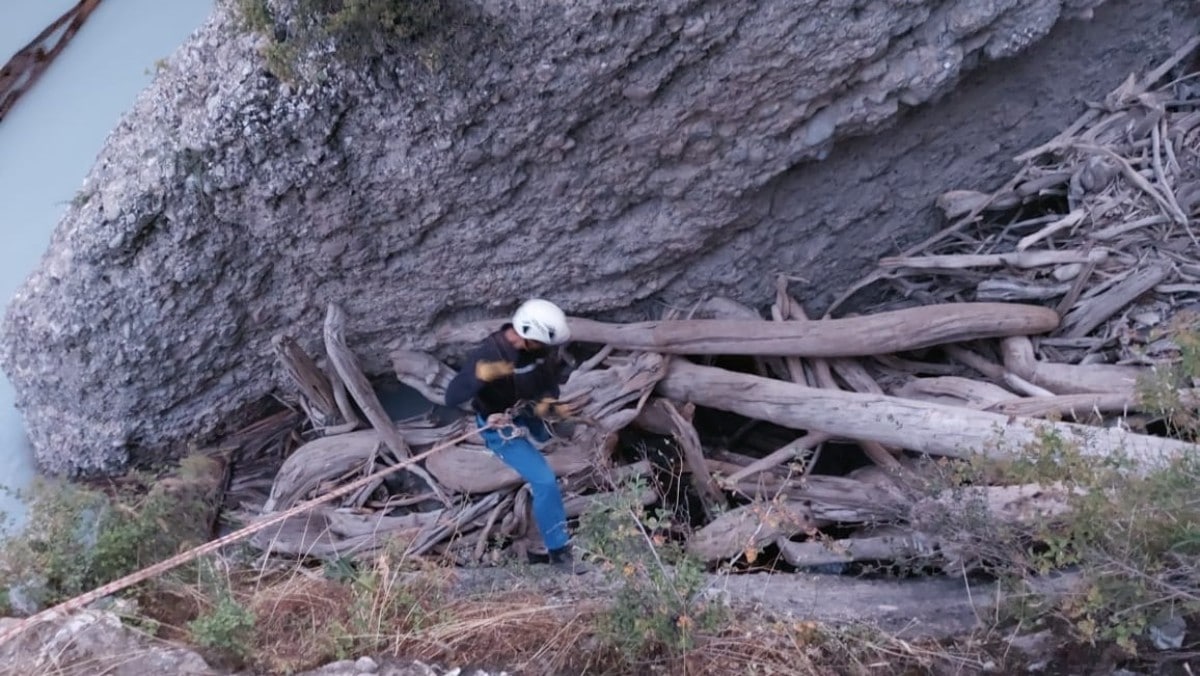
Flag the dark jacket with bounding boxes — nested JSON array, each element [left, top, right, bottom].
[[444, 325, 562, 416]]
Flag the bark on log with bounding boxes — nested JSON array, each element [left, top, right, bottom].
[[409, 493, 503, 556], [272, 333, 340, 427], [720, 432, 830, 486], [892, 376, 1020, 409], [1001, 336, 1143, 394], [325, 304, 448, 503], [263, 424, 461, 512], [633, 397, 680, 436], [776, 532, 938, 568], [326, 303, 414, 460], [249, 506, 442, 558], [879, 248, 1107, 270], [424, 441, 595, 494], [772, 282, 900, 468], [686, 500, 815, 563], [1060, 263, 1170, 338], [390, 349, 458, 407], [438, 303, 1060, 357], [663, 401, 723, 519], [657, 361, 1197, 467]]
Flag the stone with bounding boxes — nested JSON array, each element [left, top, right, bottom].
[[2, 0, 1197, 476], [355, 656, 379, 673], [0, 610, 216, 675], [1148, 611, 1186, 650]]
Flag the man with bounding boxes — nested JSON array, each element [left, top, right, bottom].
[[444, 298, 587, 573]]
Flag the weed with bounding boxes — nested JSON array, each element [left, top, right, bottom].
[[263, 40, 300, 82], [236, 0, 274, 33], [0, 456, 220, 612], [235, 0, 456, 82], [919, 324, 1200, 657], [188, 594, 256, 660], [577, 477, 726, 661]]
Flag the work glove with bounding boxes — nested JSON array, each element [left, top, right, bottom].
[[475, 360, 515, 382], [533, 394, 589, 420]]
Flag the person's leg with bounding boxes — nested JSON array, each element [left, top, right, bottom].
[[478, 420, 569, 552]]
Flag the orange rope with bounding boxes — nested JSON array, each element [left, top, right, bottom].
[[0, 421, 491, 647]]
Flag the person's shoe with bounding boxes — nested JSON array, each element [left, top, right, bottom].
[[548, 546, 591, 575]]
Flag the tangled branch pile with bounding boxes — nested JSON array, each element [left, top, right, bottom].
[[238, 43, 1200, 576]]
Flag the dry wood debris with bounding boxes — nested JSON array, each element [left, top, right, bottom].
[[239, 43, 1200, 575]]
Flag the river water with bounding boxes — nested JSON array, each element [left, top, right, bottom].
[[0, 0, 213, 529]]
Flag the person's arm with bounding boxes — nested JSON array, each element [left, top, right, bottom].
[[445, 344, 515, 409], [444, 353, 482, 410]]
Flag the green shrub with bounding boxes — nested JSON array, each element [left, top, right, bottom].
[[930, 322, 1200, 656], [0, 458, 219, 611], [577, 477, 726, 659], [188, 594, 256, 659], [236, 0, 274, 32], [234, 0, 453, 80]]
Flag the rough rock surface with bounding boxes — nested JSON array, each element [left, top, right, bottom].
[[0, 610, 503, 676], [3, 0, 1197, 475], [0, 610, 213, 676]]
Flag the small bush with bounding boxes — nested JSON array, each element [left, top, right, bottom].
[[577, 477, 726, 660], [188, 594, 256, 660], [234, 0, 453, 81], [0, 456, 220, 611], [924, 323, 1200, 657], [236, 0, 273, 32]]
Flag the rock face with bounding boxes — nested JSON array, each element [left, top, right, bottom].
[[0, 610, 503, 676], [0, 611, 215, 675], [2, 0, 1196, 476]]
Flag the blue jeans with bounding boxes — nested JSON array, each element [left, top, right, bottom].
[[476, 414, 569, 552]]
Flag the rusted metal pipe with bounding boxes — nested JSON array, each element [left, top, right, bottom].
[[0, 0, 103, 123]]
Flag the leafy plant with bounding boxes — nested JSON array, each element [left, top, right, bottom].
[[577, 477, 725, 659], [928, 323, 1200, 656], [0, 456, 219, 611], [188, 594, 256, 659], [234, 0, 456, 81]]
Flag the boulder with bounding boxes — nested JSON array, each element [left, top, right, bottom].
[[3, 0, 1196, 475], [0, 611, 216, 675]]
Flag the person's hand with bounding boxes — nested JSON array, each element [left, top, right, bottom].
[[534, 395, 588, 419], [475, 360, 515, 382], [486, 412, 512, 428]]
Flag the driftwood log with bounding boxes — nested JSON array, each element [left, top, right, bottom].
[[272, 334, 344, 430], [425, 442, 595, 494], [437, 303, 1060, 356], [657, 360, 1197, 467], [1000, 336, 1142, 394]]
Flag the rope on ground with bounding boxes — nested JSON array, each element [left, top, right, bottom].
[[0, 422, 492, 647]]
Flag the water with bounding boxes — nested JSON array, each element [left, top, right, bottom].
[[0, 0, 213, 529]]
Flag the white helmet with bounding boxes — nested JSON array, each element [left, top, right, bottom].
[[512, 299, 571, 345]]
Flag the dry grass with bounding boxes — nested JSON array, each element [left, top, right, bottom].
[[249, 575, 352, 673], [117, 552, 990, 675]]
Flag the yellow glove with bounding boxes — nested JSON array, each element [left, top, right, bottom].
[[534, 396, 585, 420], [475, 360, 515, 382]]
